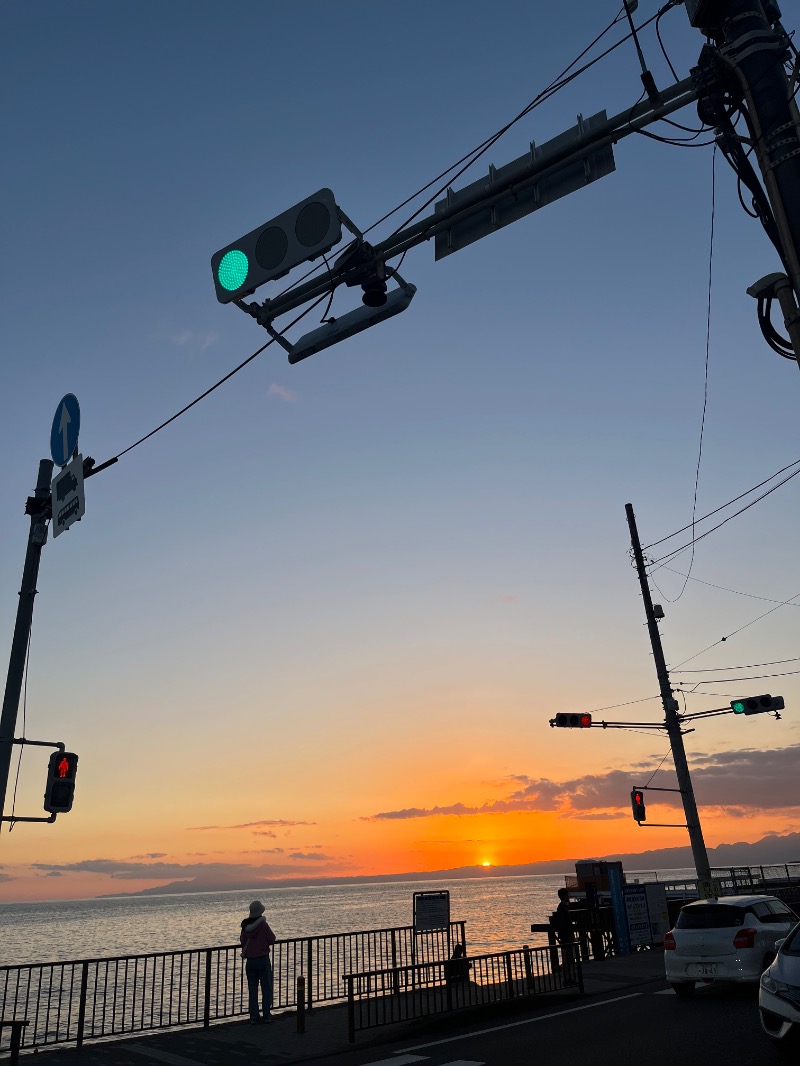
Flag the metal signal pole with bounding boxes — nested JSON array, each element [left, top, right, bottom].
[[0, 459, 53, 825], [625, 503, 712, 883]]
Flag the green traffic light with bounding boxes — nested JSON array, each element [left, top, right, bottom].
[[217, 249, 249, 291], [732, 701, 745, 714]]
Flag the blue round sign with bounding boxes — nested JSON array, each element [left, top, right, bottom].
[[50, 394, 80, 467]]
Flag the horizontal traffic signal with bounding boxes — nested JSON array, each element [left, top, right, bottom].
[[211, 189, 343, 303], [730, 694, 785, 716], [554, 713, 592, 728], [43, 751, 78, 814], [631, 788, 646, 822]]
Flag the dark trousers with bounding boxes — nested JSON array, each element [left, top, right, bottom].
[[245, 955, 273, 1021], [557, 936, 576, 982]]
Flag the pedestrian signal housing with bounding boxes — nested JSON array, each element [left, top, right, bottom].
[[553, 713, 592, 728], [730, 694, 785, 715], [211, 189, 343, 303], [43, 751, 78, 814], [631, 788, 646, 822]]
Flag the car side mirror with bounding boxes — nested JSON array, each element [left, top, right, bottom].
[[774, 938, 786, 951]]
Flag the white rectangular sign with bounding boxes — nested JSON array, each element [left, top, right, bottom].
[[52, 454, 85, 538]]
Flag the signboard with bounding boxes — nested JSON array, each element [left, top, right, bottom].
[[52, 454, 85, 538], [50, 394, 80, 467], [607, 863, 630, 955], [413, 890, 450, 933], [623, 884, 652, 948], [697, 877, 722, 900]]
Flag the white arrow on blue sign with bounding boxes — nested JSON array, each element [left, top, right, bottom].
[[50, 394, 80, 467]]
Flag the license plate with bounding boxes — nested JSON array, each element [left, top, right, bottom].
[[689, 963, 717, 977]]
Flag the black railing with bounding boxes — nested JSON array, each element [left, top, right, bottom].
[[345, 943, 582, 1041], [0, 920, 465, 1054]]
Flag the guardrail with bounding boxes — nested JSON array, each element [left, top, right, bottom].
[[345, 943, 581, 1042], [0, 920, 465, 1055]]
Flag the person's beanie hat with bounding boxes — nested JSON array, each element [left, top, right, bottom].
[[249, 900, 265, 917]]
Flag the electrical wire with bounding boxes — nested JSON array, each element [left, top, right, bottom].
[[643, 457, 800, 550], [655, 3, 680, 83], [586, 694, 662, 714], [644, 747, 674, 788], [647, 466, 800, 569], [675, 669, 800, 684], [669, 591, 800, 670], [658, 565, 800, 607], [113, 294, 329, 462], [87, 7, 682, 470], [676, 657, 800, 672], [669, 145, 716, 603], [382, 5, 667, 242], [273, 3, 645, 307]]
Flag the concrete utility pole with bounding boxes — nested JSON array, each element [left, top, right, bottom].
[[0, 459, 53, 824], [625, 503, 712, 883], [687, 0, 800, 360]]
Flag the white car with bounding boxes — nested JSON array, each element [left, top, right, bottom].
[[664, 894, 797, 997], [760, 919, 800, 1049]]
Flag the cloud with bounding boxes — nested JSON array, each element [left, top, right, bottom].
[[288, 852, 332, 861], [268, 383, 296, 402], [495, 594, 517, 603], [0, 872, 14, 883], [129, 853, 167, 860], [29, 857, 337, 882], [186, 819, 315, 831], [365, 745, 800, 821], [167, 330, 218, 350]]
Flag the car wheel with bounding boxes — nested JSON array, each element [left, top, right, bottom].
[[670, 982, 695, 998]]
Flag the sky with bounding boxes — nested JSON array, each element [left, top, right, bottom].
[[1, 1, 799, 904]]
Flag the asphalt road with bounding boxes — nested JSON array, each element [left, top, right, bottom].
[[321, 980, 769, 1066]]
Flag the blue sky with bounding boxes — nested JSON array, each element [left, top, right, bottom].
[[1, 1, 799, 901]]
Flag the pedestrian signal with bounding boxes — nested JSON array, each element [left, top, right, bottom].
[[730, 694, 784, 715], [553, 713, 593, 728], [43, 751, 79, 814], [630, 788, 646, 822]]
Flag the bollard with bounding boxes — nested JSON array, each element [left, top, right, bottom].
[[296, 976, 305, 1034]]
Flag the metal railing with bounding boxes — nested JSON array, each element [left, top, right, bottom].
[[346, 943, 582, 1041], [0, 920, 465, 1054]]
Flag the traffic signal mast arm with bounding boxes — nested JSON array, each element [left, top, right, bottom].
[[240, 76, 699, 330]]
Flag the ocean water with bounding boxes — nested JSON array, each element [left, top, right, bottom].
[[0, 868, 698, 969]]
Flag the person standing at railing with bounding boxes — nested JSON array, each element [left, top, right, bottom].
[[554, 887, 578, 986], [240, 900, 277, 1024]]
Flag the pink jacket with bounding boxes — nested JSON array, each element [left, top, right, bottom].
[[240, 915, 276, 959]]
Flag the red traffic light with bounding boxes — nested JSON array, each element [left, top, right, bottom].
[[630, 787, 646, 822], [44, 750, 78, 814], [554, 713, 593, 728]]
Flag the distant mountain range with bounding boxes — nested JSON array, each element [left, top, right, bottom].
[[96, 831, 800, 898]]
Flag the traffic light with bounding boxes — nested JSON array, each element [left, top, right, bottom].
[[554, 713, 592, 728], [211, 189, 343, 303], [43, 751, 78, 814], [730, 694, 785, 715], [631, 788, 646, 822]]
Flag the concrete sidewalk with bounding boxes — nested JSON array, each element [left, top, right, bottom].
[[9, 951, 667, 1066]]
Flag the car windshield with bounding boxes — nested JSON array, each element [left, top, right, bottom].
[[781, 922, 800, 955], [675, 904, 746, 929]]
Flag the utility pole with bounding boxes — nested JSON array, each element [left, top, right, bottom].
[[0, 459, 53, 824], [687, 0, 800, 360], [625, 503, 712, 883]]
